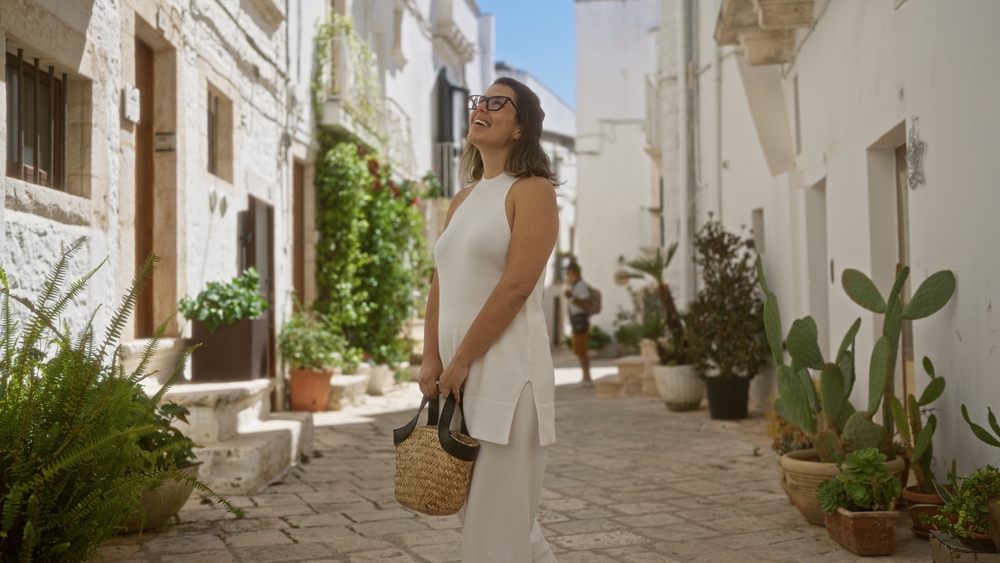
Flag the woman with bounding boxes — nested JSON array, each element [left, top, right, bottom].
[[417, 77, 560, 562]]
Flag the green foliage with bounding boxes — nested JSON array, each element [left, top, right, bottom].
[[924, 466, 1000, 538], [613, 287, 665, 355], [177, 269, 269, 333], [421, 170, 444, 199], [890, 357, 945, 494], [817, 448, 902, 514], [134, 396, 198, 471], [278, 309, 358, 371], [314, 141, 427, 366], [312, 13, 383, 138], [961, 404, 1000, 450], [0, 241, 236, 562], [759, 257, 955, 463], [622, 244, 695, 365], [563, 325, 613, 352], [686, 221, 769, 380]]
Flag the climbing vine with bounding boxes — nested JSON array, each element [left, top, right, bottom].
[[313, 139, 428, 365], [312, 13, 384, 140]]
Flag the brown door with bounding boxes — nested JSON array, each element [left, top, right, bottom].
[[292, 161, 305, 308], [135, 38, 155, 338], [243, 196, 276, 378]]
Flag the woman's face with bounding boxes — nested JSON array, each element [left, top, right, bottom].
[[467, 83, 521, 150]]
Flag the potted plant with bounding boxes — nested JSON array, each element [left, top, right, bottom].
[[925, 466, 1000, 552], [122, 399, 203, 532], [954, 405, 1000, 550], [178, 268, 270, 381], [0, 243, 236, 562], [279, 310, 352, 412], [621, 243, 703, 411], [767, 392, 814, 501], [686, 221, 768, 419], [817, 447, 903, 556], [758, 258, 954, 525], [889, 356, 948, 538]]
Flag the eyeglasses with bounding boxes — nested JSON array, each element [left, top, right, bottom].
[[468, 95, 518, 113]]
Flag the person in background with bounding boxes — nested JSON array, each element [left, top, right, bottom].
[[564, 262, 593, 388]]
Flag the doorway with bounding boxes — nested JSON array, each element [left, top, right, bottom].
[[135, 38, 154, 338], [293, 161, 305, 308], [805, 180, 830, 358], [240, 197, 276, 379], [894, 144, 915, 397]]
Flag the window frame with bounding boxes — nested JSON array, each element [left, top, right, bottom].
[[5, 51, 66, 190]]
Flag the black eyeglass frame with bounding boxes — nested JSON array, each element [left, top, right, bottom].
[[468, 95, 518, 113]]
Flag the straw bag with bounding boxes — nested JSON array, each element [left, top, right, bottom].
[[393, 394, 479, 516]]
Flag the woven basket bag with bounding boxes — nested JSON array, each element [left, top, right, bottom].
[[394, 395, 480, 516]]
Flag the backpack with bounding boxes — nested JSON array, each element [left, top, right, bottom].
[[587, 286, 602, 316]]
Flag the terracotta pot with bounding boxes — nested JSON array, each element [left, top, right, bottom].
[[781, 449, 906, 526], [902, 485, 947, 539], [989, 494, 1000, 552], [290, 368, 334, 411], [824, 506, 899, 556], [652, 365, 703, 411], [121, 462, 202, 533]]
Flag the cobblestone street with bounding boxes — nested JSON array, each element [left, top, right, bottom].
[[96, 364, 933, 563]]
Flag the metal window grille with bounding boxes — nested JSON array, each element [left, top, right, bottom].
[[5, 50, 66, 190]]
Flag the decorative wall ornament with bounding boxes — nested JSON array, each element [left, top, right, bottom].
[[907, 116, 926, 190]]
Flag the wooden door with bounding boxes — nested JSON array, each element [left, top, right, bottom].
[[135, 38, 155, 338], [293, 161, 305, 308], [246, 197, 275, 378]]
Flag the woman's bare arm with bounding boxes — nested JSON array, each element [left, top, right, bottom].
[[438, 177, 559, 403]]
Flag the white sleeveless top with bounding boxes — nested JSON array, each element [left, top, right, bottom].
[[434, 172, 556, 446]]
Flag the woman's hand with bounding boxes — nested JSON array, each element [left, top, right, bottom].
[[438, 359, 471, 404], [417, 360, 444, 398]]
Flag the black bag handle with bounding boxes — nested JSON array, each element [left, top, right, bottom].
[[393, 394, 478, 462]]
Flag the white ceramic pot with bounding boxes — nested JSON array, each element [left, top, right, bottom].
[[652, 364, 703, 411], [367, 364, 396, 395]]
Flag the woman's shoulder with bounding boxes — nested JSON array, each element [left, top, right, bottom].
[[510, 176, 557, 202]]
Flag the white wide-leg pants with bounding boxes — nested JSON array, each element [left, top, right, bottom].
[[457, 383, 557, 562]]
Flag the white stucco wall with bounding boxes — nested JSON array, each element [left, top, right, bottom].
[[690, 0, 1000, 471], [576, 0, 659, 335]]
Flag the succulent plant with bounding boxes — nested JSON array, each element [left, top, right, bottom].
[[890, 357, 946, 494], [758, 258, 955, 463], [961, 404, 1000, 454]]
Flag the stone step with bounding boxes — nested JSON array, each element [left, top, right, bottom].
[[162, 379, 273, 443], [328, 374, 369, 411], [614, 355, 658, 397]]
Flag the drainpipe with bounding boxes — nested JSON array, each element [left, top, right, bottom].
[[678, 0, 698, 303]]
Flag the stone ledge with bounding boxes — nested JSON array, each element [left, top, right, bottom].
[[5, 178, 90, 226], [163, 379, 274, 408], [328, 374, 369, 411]]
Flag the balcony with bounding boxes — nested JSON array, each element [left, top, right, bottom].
[[714, 0, 814, 65], [318, 16, 415, 173], [431, 0, 477, 64]]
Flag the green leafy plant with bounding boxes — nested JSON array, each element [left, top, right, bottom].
[[314, 142, 427, 366], [759, 257, 955, 463], [818, 447, 902, 513], [278, 309, 357, 371], [134, 395, 198, 471], [686, 220, 768, 380], [613, 286, 665, 356], [924, 466, 1000, 538], [961, 404, 1000, 455], [177, 268, 269, 333], [622, 243, 693, 365], [0, 241, 235, 562], [767, 392, 815, 455], [421, 169, 444, 199], [890, 357, 946, 494]]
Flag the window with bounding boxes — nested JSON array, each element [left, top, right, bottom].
[[207, 85, 233, 181], [751, 208, 765, 254], [6, 50, 66, 189]]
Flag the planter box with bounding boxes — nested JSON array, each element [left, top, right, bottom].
[[121, 462, 202, 533], [824, 506, 898, 556], [191, 318, 269, 381], [931, 531, 1000, 562], [781, 449, 906, 526], [990, 494, 1000, 552]]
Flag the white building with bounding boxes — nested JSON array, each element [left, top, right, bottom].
[[495, 61, 577, 347], [575, 0, 664, 338], [647, 0, 1000, 472]]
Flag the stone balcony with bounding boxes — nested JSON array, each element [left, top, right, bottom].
[[715, 0, 815, 65]]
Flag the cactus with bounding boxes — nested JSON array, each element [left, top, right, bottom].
[[758, 257, 955, 464], [841, 266, 955, 458], [890, 357, 946, 494], [961, 404, 1000, 453]]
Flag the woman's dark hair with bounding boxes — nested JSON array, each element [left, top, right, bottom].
[[459, 77, 560, 186]]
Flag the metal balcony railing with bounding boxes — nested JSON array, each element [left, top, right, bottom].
[[434, 142, 462, 198]]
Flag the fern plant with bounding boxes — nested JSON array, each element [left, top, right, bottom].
[[0, 240, 237, 562]]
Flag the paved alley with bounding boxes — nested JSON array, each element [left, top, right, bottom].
[[96, 366, 933, 563]]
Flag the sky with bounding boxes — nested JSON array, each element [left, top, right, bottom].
[[476, 0, 576, 108]]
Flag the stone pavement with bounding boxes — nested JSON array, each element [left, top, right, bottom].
[[96, 364, 934, 562]]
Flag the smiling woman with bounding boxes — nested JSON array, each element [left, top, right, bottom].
[[416, 76, 560, 562]]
